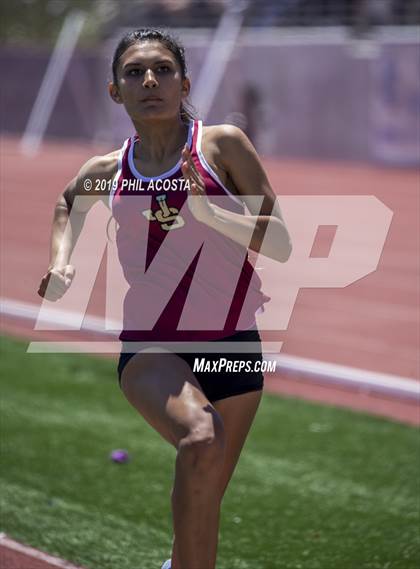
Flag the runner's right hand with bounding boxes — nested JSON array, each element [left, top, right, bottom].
[[37, 265, 75, 301]]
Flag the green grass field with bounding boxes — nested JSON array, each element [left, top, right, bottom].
[[0, 335, 419, 569]]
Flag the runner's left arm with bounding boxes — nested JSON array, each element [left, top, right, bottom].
[[181, 126, 292, 262]]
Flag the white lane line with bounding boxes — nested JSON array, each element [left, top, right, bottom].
[[0, 297, 119, 335], [1, 296, 419, 400], [0, 532, 85, 569], [269, 354, 420, 401]]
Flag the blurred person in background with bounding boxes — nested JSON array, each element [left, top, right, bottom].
[[353, 0, 394, 34]]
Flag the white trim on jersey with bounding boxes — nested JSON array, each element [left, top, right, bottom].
[[195, 120, 243, 207], [128, 120, 194, 181], [109, 137, 130, 210]]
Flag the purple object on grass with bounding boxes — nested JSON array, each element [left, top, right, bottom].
[[110, 449, 130, 463]]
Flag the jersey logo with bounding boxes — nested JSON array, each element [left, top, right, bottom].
[[142, 194, 185, 231]]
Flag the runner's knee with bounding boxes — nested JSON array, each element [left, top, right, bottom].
[[177, 412, 226, 473]]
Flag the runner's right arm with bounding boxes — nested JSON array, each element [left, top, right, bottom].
[[37, 154, 117, 301]]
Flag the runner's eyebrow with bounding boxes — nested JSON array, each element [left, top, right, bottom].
[[123, 59, 174, 69]]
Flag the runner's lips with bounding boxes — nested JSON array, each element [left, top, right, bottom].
[[141, 96, 163, 102]]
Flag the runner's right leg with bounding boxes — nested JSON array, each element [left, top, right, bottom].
[[120, 351, 226, 569]]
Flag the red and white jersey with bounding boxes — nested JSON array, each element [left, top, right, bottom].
[[110, 119, 270, 342]]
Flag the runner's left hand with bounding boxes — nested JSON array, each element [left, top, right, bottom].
[[181, 145, 215, 224]]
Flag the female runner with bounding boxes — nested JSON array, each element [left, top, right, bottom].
[[38, 28, 292, 569]]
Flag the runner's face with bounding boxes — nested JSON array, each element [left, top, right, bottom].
[[111, 41, 190, 121]]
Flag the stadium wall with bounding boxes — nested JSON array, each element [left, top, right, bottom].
[[1, 32, 418, 165]]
